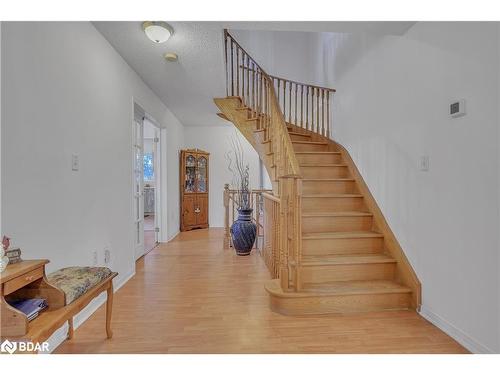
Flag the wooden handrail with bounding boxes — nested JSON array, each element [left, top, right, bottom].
[[224, 29, 321, 291], [261, 192, 280, 203]]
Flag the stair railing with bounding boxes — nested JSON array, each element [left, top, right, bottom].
[[269, 75, 335, 138], [224, 30, 304, 291]]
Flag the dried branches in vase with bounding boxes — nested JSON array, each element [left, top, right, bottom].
[[224, 132, 250, 210], [224, 132, 256, 255]]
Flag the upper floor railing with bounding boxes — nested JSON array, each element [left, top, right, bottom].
[[269, 75, 335, 138], [225, 32, 335, 139]]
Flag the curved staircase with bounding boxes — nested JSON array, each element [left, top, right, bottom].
[[215, 30, 421, 315]]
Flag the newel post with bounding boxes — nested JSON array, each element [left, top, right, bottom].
[[223, 183, 230, 249]]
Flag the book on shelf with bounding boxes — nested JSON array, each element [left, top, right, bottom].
[[8, 298, 48, 321]]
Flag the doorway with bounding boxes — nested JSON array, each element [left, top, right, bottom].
[[133, 103, 163, 260]]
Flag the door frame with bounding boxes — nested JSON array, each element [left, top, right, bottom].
[[133, 101, 168, 261]]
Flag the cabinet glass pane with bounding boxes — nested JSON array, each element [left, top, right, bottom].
[[197, 156, 207, 192], [185, 155, 196, 193]]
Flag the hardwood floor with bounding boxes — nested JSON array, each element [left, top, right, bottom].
[[55, 228, 467, 354], [144, 215, 157, 253]]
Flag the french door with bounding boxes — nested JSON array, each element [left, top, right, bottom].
[[134, 117, 145, 260]]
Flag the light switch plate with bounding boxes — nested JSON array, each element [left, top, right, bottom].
[[71, 154, 79, 171]]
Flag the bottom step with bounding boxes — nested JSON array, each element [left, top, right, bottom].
[[264, 279, 412, 315]]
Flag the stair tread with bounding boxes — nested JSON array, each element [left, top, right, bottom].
[[288, 131, 311, 136], [300, 163, 348, 167], [302, 254, 396, 266], [302, 280, 411, 295], [302, 211, 372, 217], [302, 194, 363, 198], [295, 151, 341, 154], [303, 231, 383, 239], [291, 140, 328, 145], [303, 178, 354, 181], [265, 279, 411, 297]]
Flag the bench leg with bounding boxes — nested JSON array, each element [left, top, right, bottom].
[[106, 283, 114, 339], [68, 318, 74, 339]]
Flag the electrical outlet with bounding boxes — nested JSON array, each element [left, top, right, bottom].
[[104, 247, 111, 264], [92, 250, 98, 266]]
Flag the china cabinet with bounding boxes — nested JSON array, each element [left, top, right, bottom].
[[180, 149, 210, 231]]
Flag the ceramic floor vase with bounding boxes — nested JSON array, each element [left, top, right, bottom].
[[230, 208, 257, 256]]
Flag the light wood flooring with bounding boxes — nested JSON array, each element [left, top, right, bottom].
[[55, 228, 467, 354]]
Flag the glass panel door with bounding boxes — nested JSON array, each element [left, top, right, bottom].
[[134, 118, 144, 260], [197, 156, 207, 192]]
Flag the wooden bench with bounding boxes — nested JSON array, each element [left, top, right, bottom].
[[1, 259, 117, 352]]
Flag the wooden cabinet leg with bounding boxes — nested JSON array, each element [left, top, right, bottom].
[[106, 283, 114, 339], [68, 318, 74, 339]]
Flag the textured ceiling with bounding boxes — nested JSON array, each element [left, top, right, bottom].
[[94, 22, 415, 127]]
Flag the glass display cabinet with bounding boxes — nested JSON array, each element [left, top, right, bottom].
[[180, 149, 210, 231]]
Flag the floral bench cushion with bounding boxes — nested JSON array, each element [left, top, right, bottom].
[[47, 266, 112, 305]]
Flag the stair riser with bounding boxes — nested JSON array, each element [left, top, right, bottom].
[[302, 237, 384, 255], [302, 166, 349, 179], [302, 215, 373, 233], [302, 197, 366, 212], [293, 143, 329, 152], [296, 153, 342, 164], [289, 133, 312, 141], [269, 292, 411, 315], [302, 180, 357, 194], [301, 263, 396, 283]]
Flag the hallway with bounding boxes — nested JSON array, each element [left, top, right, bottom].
[[56, 229, 467, 354]]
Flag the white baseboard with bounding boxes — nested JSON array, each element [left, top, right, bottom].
[[44, 270, 135, 353], [419, 305, 495, 354], [166, 230, 180, 242]]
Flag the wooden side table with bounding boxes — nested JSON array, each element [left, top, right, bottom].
[[1, 259, 65, 337]]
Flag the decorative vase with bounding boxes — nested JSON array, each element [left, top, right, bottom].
[[230, 208, 257, 256]]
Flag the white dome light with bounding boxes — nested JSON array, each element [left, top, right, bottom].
[[142, 21, 173, 44]]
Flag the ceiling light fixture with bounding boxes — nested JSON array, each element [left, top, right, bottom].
[[164, 53, 178, 62], [142, 21, 173, 44]]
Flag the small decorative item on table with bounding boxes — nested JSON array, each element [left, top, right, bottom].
[[1, 235, 11, 272], [6, 248, 22, 264]]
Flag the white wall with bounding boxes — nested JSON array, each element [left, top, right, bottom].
[[183, 125, 265, 227], [1, 22, 185, 345], [314, 22, 499, 353], [497, 23, 500, 355], [231, 29, 322, 85], [0, 22, 2, 238]]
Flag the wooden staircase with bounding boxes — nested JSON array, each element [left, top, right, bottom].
[[215, 30, 421, 315]]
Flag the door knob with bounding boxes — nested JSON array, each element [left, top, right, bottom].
[[195, 207, 201, 213]]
